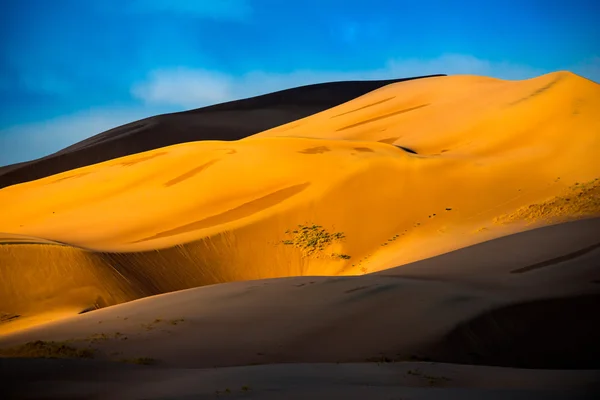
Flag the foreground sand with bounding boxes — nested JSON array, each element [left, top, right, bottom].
[[1, 218, 599, 398], [1, 72, 599, 331], [3, 360, 598, 399]]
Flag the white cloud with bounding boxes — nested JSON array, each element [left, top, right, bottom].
[[3, 53, 598, 167], [131, 68, 234, 108], [131, 54, 549, 109], [0, 106, 177, 166]]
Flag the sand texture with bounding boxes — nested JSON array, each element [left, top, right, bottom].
[[1, 72, 599, 398]]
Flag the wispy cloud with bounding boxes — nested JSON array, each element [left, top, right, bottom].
[[131, 54, 548, 108], [3, 53, 597, 167], [0, 106, 177, 166], [131, 68, 234, 108], [122, 0, 252, 21]]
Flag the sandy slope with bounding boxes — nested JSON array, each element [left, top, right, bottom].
[[1, 219, 599, 398], [0, 71, 599, 331], [1, 219, 599, 364]]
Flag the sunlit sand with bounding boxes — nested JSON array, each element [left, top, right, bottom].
[[1, 72, 598, 328], [1, 72, 599, 399]]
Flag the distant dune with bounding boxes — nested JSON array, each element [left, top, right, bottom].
[[0, 75, 444, 189], [0, 71, 599, 332]]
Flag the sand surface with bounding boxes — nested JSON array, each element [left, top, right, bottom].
[[2, 360, 598, 399], [1, 218, 599, 398], [1, 71, 599, 398], [2, 218, 599, 367], [0, 72, 599, 330]]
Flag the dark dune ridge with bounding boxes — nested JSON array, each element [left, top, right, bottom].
[[2, 219, 599, 369], [0, 75, 444, 189], [418, 294, 600, 369]]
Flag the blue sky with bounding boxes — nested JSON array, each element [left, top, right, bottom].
[[0, 0, 599, 166]]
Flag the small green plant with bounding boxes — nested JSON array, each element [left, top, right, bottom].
[[282, 224, 346, 256], [241, 385, 251, 392]]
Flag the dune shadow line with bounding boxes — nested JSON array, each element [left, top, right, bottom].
[[511, 241, 600, 273]]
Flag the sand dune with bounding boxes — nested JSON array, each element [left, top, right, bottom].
[[0, 76, 443, 189], [1, 218, 599, 398], [0, 72, 599, 330], [1, 71, 600, 398], [1, 218, 599, 364]]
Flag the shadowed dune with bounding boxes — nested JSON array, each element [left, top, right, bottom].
[[0, 75, 444, 189], [1, 217, 600, 398], [1, 218, 599, 366], [2, 360, 599, 399], [418, 294, 600, 369]]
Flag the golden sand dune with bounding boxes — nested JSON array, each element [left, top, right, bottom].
[[1, 71, 599, 331]]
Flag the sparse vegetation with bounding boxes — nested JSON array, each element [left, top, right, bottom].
[[365, 354, 393, 363], [282, 224, 347, 257], [331, 252, 351, 260], [215, 388, 232, 396], [86, 333, 110, 343], [141, 317, 186, 330], [408, 354, 433, 362], [406, 369, 451, 386], [496, 177, 600, 225], [119, 357, 156, 365], [0, 340, 94, 359], [381, 232, 403, 246]]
